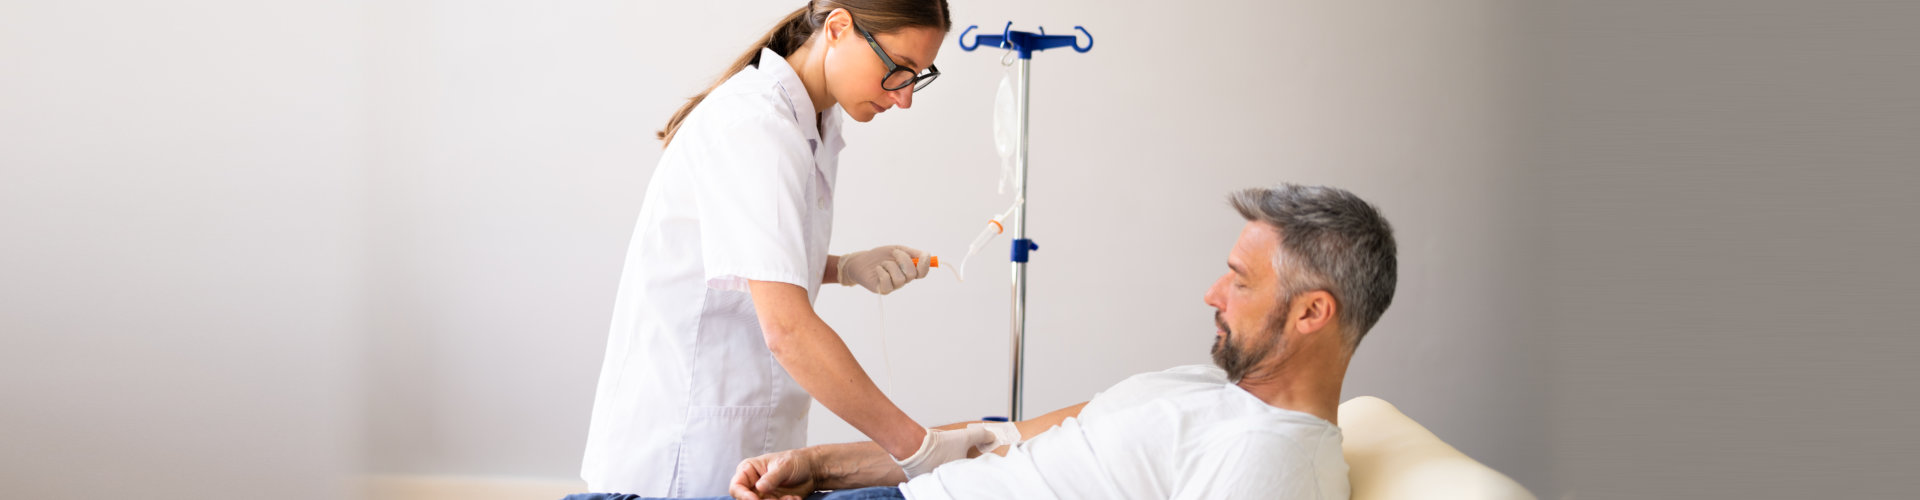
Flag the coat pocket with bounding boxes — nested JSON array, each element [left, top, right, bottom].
[[671, 405, 778, 497]]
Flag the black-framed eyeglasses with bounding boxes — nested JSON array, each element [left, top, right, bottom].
[[851, 20, 939, 92]]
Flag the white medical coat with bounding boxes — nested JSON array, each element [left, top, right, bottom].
[[582, 47, 845, 497]]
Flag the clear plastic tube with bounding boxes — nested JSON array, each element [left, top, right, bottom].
[[949, 196, 1023, 282], [948, 220, 1001, 282]]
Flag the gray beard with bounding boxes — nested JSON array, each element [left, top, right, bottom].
[[1212, 309, 1287, 382]]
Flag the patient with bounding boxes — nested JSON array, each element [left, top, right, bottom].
[[571, 183, 1397, 500]]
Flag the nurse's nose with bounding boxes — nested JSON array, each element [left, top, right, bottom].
[[889, 86, 913, 109]]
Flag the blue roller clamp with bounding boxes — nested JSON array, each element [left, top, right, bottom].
[[1010, 239, 1039, 263], [958, 22, 1094, 59]]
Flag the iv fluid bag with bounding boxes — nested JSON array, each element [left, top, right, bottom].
[[993, 68, 1019, 194]]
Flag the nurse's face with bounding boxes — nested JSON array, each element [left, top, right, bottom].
[[823, 22, 944, 123]]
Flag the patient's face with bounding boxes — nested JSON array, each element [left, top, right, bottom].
[[1206, 222, 1289, 381]]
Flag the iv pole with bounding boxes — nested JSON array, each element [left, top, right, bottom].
[[959, 23, 1093, 421]]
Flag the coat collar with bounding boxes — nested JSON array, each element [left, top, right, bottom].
[[756, 47, 827, 147]]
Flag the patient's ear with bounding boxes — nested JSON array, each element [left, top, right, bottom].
[[1290, 290, 1337, 336]]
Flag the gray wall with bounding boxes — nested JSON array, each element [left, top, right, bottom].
[[1524, 1, 1920, 497], [0, 2, 368, 499], [6, 1, 1916, 499]]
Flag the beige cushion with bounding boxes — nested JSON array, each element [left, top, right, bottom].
[[1338, 396, 1535, 500]]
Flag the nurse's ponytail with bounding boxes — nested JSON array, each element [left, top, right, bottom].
[[657, 0, 952, 148]]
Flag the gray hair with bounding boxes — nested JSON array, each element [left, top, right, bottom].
[[1229, 184, 1398, 348]]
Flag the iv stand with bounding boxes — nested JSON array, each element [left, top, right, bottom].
[[959, 23, 1093, 421]]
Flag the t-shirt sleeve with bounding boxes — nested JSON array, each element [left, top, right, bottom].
[[1174, 430, 1325, 500], [688, 99, 818, 292]]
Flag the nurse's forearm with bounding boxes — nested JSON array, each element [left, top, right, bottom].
[[749, 280, 925, 461], [775, 317, 925, 459]]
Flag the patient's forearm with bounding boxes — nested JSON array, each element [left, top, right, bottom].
[[803, 423, 1008, 489], [929, 420, 1006, 458], [934, 402, 1091, 457], [809, 441, 908, 490], [809, 402, 1092, 488]]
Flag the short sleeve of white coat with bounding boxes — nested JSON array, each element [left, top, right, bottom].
[[687, 98, 818, 293], [1173, 430, 1325, 500]]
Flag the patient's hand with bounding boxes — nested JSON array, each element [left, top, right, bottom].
[[730, 448, 819, 500]]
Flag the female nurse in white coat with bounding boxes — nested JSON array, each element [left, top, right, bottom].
[[581, 1, 997, 496]]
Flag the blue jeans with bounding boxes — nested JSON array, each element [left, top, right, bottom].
[[561, 486, 903, 500]]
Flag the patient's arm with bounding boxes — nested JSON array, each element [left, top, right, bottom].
[[810, 402, 1091, 489], [735, 401, 1092, 497], [934, 401, 1090, 458]]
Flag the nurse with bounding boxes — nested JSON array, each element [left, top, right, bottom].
[[581, 0, 992, 496]]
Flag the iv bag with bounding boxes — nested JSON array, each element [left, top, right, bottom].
[[993, 66, 1019, 194]]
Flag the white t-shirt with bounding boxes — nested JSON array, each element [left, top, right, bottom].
[[900, 365, 1349, 500]]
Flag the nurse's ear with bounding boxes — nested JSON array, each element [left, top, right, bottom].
[[819, 8, 853, 44]]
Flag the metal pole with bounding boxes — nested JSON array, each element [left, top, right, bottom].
[[1009, 57, 1031, 421]]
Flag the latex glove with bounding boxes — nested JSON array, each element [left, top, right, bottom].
[[895, 426, 998, 478], [967, 421, 1022, 455], [836, 245, 931, 295]]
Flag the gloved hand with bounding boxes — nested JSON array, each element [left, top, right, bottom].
[[894, 426, 999, 478], [836, 245, 931, 295], [967, 421, 1022, 455]]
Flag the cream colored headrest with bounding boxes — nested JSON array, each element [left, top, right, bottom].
[[1338, 396, 1536, 500]]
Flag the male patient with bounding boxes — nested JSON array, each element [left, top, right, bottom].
[[572, 183, 1396, 500]]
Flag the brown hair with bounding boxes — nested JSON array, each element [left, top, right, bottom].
[[657, 0, 952, 147]]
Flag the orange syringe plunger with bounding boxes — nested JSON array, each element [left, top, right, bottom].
[[912, 255, 940, 268]]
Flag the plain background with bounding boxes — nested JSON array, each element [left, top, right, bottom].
[[2, 1, 1914, 499]]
